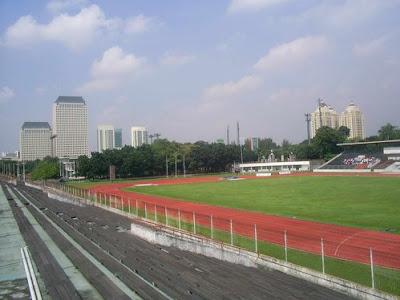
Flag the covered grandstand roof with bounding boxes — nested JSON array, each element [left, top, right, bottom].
[[337, 139, 400, 147]]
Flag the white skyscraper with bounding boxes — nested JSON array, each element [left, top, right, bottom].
[[52, 96, 88, 158], [97, 125, 115, 152], [20, 122, 53, 161], [340, 101, 366, 139], [311, 100, 339, 138], [131, 126, 148, 148]]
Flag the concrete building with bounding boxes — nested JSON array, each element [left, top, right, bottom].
[[131, 126, 148, 148], [52, 96, 88, 159], [311, 100, 339, 138], [114, 128, 123, 149], [20, 122, 52, 161], [340, 101, 366, 139], [97, 125, 115, 152]]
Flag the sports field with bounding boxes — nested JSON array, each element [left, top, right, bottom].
[[67, 173, 400, 294], [127, 176, 400, 233]]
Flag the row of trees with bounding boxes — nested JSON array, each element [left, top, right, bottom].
[[2, 123, 398, 180]]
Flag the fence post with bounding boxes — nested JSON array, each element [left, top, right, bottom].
[[370, 247, 375, 289], [155, 205, 157, 223], [230, 219, 233, 246], [211, 215, 214, 239], [122, 197, 124, 211], [255, 224, 258, 253], [321, 238, 325, 274], [165, 206, 168, 226], [145, 203, 148, 219], [136, 200, 138, 216], [284, 230, 288, 262], [193, 212, 196, 234], [128, 199, 131, 214], [178, 209, 181, 229]]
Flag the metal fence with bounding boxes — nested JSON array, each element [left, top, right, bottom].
[[43, 181, 400, 296]]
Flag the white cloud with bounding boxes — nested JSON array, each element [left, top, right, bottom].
[[75, 78, 119, 94], [91, 46, 146, 78], [353, 32, 395, 56], [228, 0, 287, 13], [253, 36, 330, 71], [285, 0, 397, 29], [124, 15, 154, 35], [77, 46, 147, 93], [3, 5, 114, 50], [0, 86, 15, 102], [160, 53, 196, 66], [204, 75, 263, 100], [46, 0, 88, 14], [2, 5, 155, 50]]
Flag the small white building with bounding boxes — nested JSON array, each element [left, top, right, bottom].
[[239, 161, 310, 173]]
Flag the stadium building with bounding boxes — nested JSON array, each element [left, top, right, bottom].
[[315, 139, 400, 173]]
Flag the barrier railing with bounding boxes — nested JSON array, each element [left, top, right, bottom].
[[42, 181, 400, 296]]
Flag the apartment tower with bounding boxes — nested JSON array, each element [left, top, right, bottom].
[[97, 125, 115, 152], [20, 122, 53, 161], [340, 101, 366, 139], [131, 126, 148, 148], [52, 96, 88, 158], [310, 100, 339, 138]]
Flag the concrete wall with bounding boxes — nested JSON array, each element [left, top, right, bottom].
[[130, 221, 397, 300]]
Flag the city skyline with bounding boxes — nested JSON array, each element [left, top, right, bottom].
[[1, 1, 400, 152]]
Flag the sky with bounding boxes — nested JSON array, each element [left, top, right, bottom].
[[0, 0, 399, 153]]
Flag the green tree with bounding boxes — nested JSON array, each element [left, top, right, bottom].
[[378, 123, 400, 140], [312, 126, 346, 159], [338, 126, 350, 138], [30, 161, 59, 180]]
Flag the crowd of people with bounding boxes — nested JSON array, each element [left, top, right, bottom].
[[342, 155, 380, 166]]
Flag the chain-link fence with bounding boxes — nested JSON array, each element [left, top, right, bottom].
[[43, 181, 400, 296]]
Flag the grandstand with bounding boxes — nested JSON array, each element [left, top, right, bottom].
[[316, 139, 400, 173]]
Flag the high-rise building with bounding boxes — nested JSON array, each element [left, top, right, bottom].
[[131, 126, 148, 148], [340, 101, 366, 139], [250, 137, 259, 151], [114, 128, 123, 149], [52, 96, 88, 158], [97, 125, 115, 152], [20, 122, 52, 161], [310, 100, 339, 138]]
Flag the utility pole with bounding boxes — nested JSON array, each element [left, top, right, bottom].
[[166, 155, 169, 178], [22, 162, 26, 182], [237, 122, 240, 145], [305, 113, 311, 144], [183, 155, 186, 177], [174, 152, 177, 177], [237, 122, 243, 164]]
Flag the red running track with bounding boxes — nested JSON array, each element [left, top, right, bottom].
[[89, 174, 400, 270]]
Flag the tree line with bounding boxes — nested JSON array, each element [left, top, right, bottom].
[[2, 123, 399, 180]]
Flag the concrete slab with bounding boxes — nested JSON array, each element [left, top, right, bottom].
[[0, 188, 26, 281]]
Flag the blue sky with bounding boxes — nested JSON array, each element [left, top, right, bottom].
[[1, 0, 399, 152]]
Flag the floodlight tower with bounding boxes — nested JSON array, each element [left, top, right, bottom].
[[318, 98, 323, 128], [227, 125, 230, 145]]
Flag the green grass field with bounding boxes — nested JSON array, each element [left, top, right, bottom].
[[126, 176, 400, 233]]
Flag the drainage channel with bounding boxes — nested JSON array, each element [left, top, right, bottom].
[[13, 185, 173, 300]]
